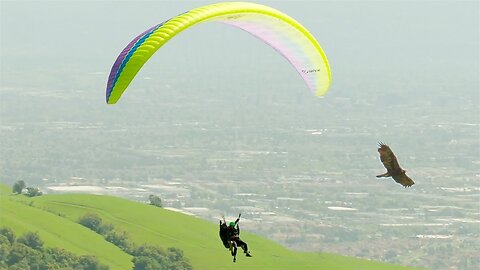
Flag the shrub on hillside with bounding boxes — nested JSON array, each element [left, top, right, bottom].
[[78, 213, 113, 234], [77, 255, 109, 270], [0, 227, 16, 244], [132, 244, 192, 270], [25, 187, 43, 197], [105, 230, 133, 253], [17, 232, 43, 250], [149, 194, 162, 207]]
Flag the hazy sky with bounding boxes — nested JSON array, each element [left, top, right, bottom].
[[1, 1, 478, 92], [1, 1, 478, 138]]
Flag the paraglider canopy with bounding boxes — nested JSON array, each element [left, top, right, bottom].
[[106, 2, 332, 104]]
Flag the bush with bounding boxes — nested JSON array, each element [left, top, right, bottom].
[[149, 194, 162, 207], [17, 232, 43, 250], [132, 244, 192, 270], [43, 247, 79, 269], [7, 243, 37, 266], [76, 255, 109, 270], [0, 227, 16, 244], [105, 230, 131, 252], [79, 213, 102, 232], [0, 235, 11, 264], [78, 213, 112, 234], [25, 187, 42, 197], [133, 256, 163, 270]]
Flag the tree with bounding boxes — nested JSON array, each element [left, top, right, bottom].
[[167, 247, 184, 262], [78, 213, 103, 233], [167, 247, 193, 270], [12, 181, 26, 194], [171, 260, 193, 270], [8, 259, 30, 270], [43, 247, 79, 269], [7, 243, 34, 266], [78, 213, 114, 235], [133, 256, 163, 270], [131, 245, 192, 270], [0, 227, 16, 244], [17, 232, 43, 250], [0, 235, 11, 266], [105, 230, 131, 252], [148, 194, 162, 207], [76, 255, 108, 270], [25, 187, 42, 197]]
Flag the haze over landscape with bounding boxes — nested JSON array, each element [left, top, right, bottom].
[[1, 1, 479, 269]]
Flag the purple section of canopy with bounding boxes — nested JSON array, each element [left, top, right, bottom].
[[106, 24, 161, 101]]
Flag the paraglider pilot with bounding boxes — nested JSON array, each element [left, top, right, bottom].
[[219, 213, 252, 262]]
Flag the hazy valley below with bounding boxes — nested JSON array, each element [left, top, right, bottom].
[[1, 66, 478, 270]]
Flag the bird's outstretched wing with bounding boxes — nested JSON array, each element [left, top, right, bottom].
[[392, 173, 415, 188], [378, 142, 402, 173]]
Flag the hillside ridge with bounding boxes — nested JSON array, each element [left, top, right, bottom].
[[0, 184, 423, 270]]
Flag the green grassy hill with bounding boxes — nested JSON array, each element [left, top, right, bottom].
[[0, 193, 133, 269], [0, 184, 422, 270]]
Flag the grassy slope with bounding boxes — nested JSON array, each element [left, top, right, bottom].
[[0, 184, 10, 194], [0, 184, 422, 270], [29, 193, 420, 270], [0, 187, 133, 269]]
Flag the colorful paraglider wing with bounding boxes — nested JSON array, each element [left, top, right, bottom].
[[106, 2, 331, 104]]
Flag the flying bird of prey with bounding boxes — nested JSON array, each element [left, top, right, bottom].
[[376, 142, 415, 188]]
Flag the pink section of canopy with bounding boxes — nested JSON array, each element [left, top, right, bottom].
[[220, 19, 316, 92]]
